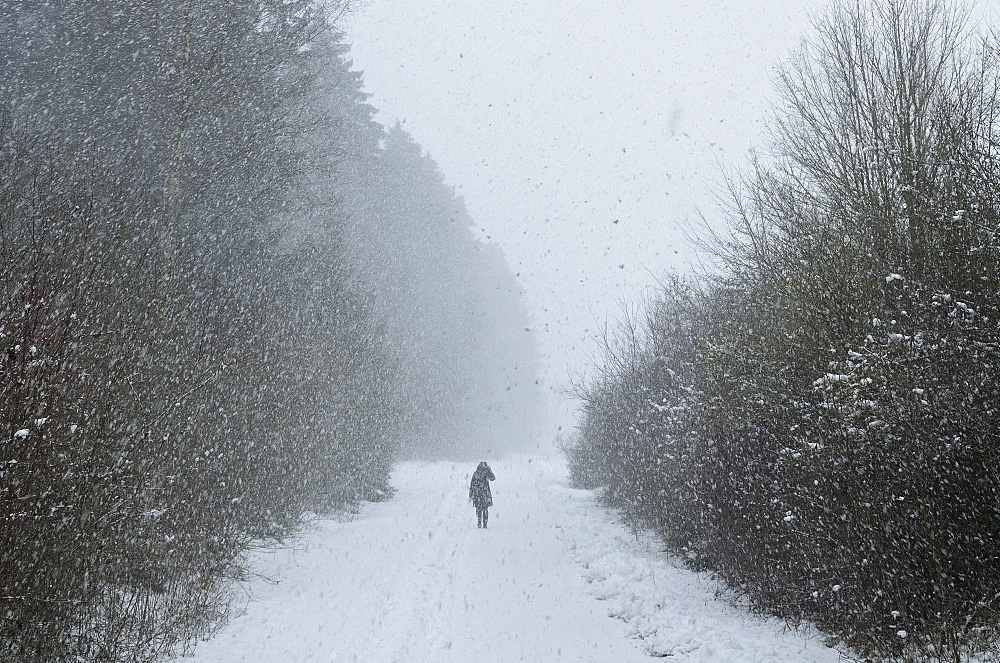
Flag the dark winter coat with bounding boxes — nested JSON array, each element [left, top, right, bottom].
[[469, 462, 495, 509]]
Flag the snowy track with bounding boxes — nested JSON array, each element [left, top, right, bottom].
[[180, 457, 844, 662]]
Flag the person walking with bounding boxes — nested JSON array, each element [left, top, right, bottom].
[[469, 461, 496, 529]]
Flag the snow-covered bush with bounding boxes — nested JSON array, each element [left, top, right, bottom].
[[572, 1, 1000, 660], [0, 3, 408, 661]]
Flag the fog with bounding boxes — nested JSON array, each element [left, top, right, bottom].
[[6, 1, 1000, 661], [344, 0, 822, 431]]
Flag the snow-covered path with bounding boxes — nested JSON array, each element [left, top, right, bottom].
[[181, 457, 845, 662]]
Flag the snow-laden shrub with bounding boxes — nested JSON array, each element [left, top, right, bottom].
[[573, 1, 1000, 660], [0, 3, 407, 661]]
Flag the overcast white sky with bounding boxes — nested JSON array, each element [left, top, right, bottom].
[[338, 1, 831, 430]]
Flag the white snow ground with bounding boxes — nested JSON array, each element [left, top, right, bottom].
[[180, 457, 846, 662]]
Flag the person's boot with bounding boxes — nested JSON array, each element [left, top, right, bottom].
[[477, 513, 482, 528], [483, 511, 488, 529]]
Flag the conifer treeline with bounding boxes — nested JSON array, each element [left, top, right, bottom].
[[569, 1, 1000, 659], [0, 1, 541, 660], [340, 124, 546, 460]]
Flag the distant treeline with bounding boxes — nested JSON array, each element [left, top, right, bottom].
[[0, 1, 540, 661], [568, 1, 1000, 660], [336, 122, 547, 461]]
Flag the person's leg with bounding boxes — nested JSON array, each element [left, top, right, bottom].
[[476, 507, 483, 528], [482, 508, 488, 528]]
